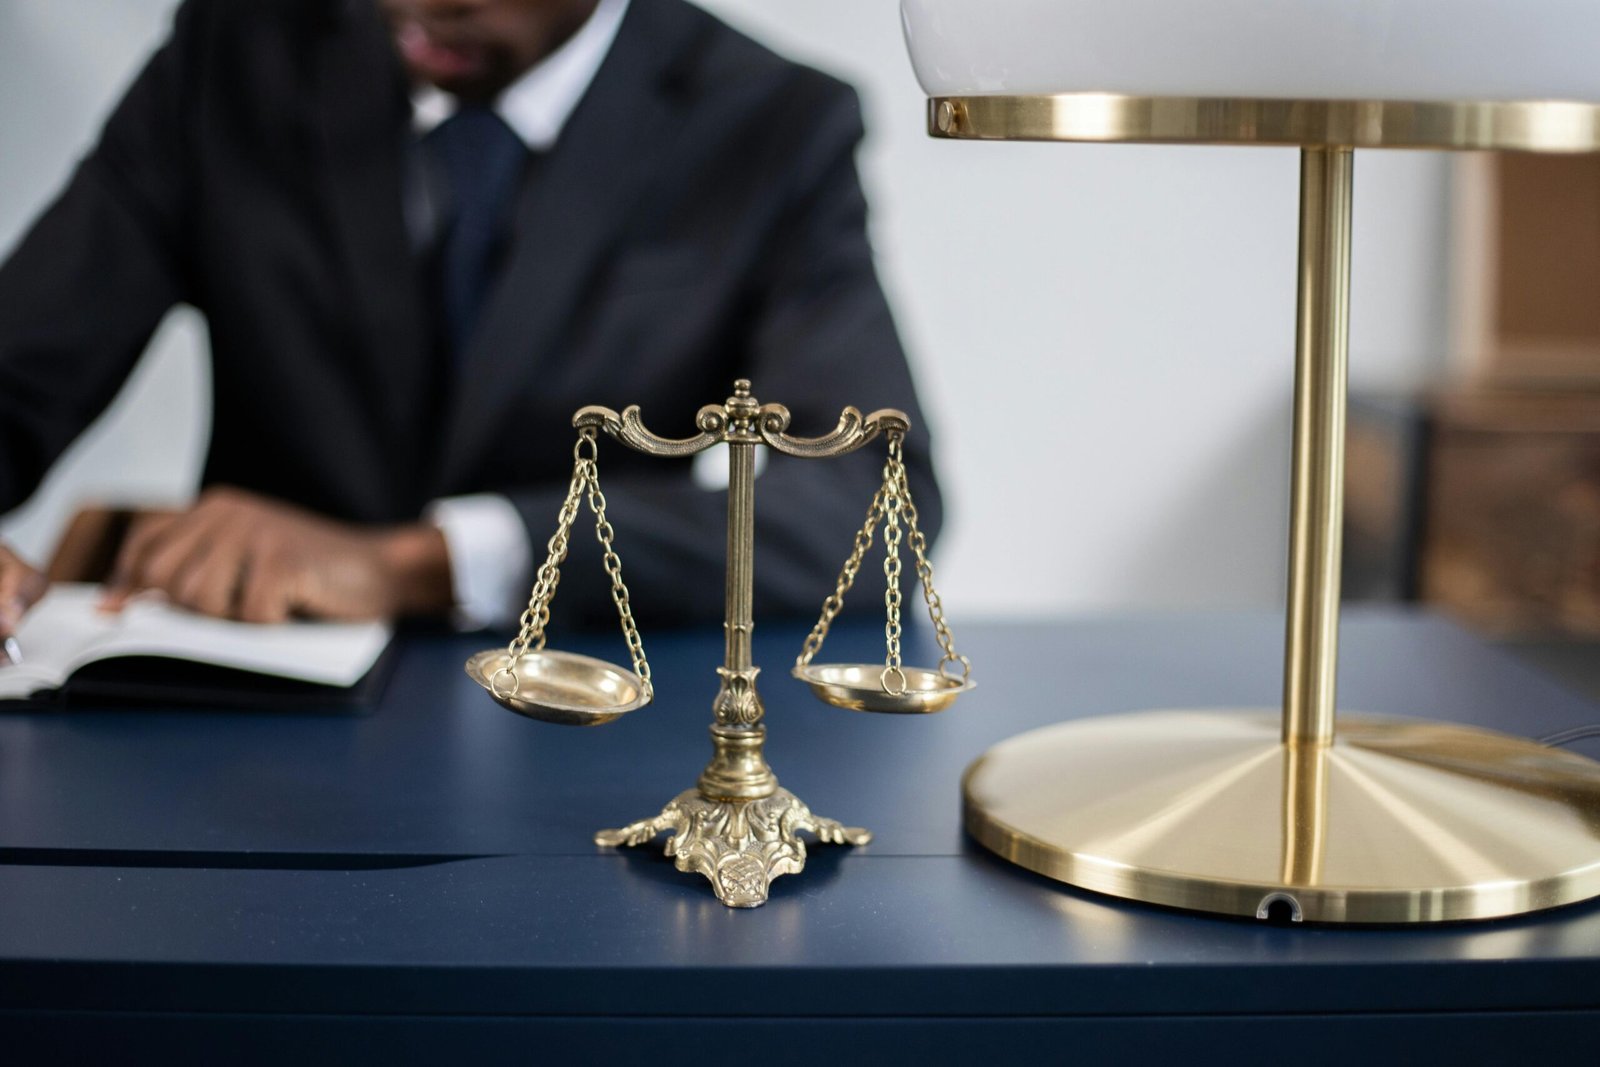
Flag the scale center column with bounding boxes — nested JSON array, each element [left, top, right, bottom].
[[702, 379, 779, 800]]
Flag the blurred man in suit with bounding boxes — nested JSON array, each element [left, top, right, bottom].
[[0, 0, 940, 639]]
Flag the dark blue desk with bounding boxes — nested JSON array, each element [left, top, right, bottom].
[[2, 611, 1598, 1063]]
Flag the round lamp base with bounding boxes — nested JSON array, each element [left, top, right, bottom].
[[963, 711, 1600, 923]]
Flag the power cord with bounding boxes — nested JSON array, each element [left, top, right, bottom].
[[1539, 724, 1600, 748]]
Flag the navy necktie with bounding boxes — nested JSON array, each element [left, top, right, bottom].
[[425, 107, 530, 359]]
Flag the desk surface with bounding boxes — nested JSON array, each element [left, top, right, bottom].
[[2, 610, 1598, 1054]]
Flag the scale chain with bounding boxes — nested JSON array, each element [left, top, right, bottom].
[[892, 442, 970, 683], [795, 484, 886, 670], [585, 455, 653, 698], [794, 430, 967, 695], [497, 432, 593, 697], [881, 440, 907, 696], [495, 427, 653, 701]]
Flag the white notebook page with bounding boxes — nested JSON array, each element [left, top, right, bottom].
[[0, 584, 392, 699]]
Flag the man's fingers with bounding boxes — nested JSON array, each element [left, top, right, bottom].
[[105, 512, 183, 607], [237, 550, 292, 624], [0, 551, 45, 602], [172, 538, 246, 619], [134, 519, 217, 598], [112, 505, 241, 613], [95, 491, 401, 624], [0, 548, 48, 635], [0, 572, 25, 621], [0, 594, 25, 637]]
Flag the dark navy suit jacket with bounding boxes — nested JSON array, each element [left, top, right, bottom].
[[0, 0, 941, 625]]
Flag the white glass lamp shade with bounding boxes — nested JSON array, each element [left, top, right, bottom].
[[901, 0, 1600, 103]]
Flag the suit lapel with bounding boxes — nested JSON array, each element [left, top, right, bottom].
[[312, 7, 435, 511], [432, 2, 698, 492]]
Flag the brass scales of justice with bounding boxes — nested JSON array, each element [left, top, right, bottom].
[[464, 379, 972, 907]]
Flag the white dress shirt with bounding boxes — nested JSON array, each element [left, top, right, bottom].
[[421, 0, 629, 629]]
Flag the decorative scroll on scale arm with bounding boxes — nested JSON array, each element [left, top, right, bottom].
[[572, 403, 726, 458], [756, 403, 910, 459], [573, 399, 910, 459]]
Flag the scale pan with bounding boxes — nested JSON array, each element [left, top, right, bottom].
[[793, 663, 973, 714], [466, 649, 650, 726]]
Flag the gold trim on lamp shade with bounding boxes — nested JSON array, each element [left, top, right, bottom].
[[929, 94, 1600, 153]]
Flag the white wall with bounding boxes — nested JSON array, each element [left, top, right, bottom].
[[0, 0, 1452, 618], [701, 0, 1452, 618], [0, 0, 209, 562]]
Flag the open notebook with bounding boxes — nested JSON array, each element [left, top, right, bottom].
[[0, 584, 394, 708]]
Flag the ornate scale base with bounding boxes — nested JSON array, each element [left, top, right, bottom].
[[596, 787, 871, 908], [963, 710, 1600, 923], [594, 724, 871, 907]]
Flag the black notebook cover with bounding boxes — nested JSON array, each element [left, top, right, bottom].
[[11, 639, 398, 712]]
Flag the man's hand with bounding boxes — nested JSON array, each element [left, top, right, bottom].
[[0, 543, 48, 644], [102, 487, 453, 623]]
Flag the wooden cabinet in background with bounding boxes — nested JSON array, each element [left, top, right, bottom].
[[1452, 153, 1600, 386], [1346, 390, 1600, 637], [1353, 153, 1600, 636]]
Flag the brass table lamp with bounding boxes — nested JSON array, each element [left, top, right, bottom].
[[904, 1, 1600, 922]]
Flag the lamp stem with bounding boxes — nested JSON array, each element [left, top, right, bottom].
[[1282, 147, 1353, 747]]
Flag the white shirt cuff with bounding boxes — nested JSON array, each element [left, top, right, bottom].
[[426, 494, 533, 630]]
